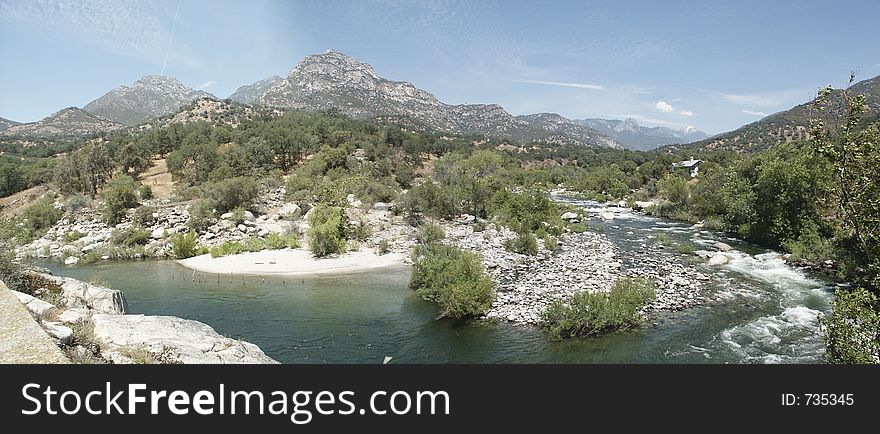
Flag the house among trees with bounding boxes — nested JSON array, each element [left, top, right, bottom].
[[672, 157, 702, 177]]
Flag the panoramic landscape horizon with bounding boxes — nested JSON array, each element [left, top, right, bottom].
[[1, 0, 878, 367]]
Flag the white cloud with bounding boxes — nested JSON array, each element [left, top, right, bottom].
[[742, 109, 769, 117], [197, 80, 217, 90], [655, 100, 674, 112], [680, 110, 694, 116], [513, 79, 604, 90]]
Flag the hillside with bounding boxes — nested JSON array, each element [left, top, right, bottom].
[[0, 107, 123, 138], [675, 74, 880, 152], [0, 117, 21, 132], [229, 76, 283, 104], [84, 75, 215, 126]]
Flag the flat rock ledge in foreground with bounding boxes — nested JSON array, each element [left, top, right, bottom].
[[91, 314, 279, 364]]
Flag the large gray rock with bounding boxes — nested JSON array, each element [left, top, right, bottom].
[[372, 202, 392, 212], [11, 290, 58, 318], [91, 314, 278, 364], [708, 254, 730, 266], [40, 274, 128, 314], [560, 211, 579, 220], [276, 203, 302, 218], [714, 242, 733, 252]]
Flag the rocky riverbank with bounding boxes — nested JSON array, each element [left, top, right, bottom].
[[9, 271, 277, 364]]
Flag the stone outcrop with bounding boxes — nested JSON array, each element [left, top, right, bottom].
[[39, 274, 128, 314], [91, 314, 278, 364]]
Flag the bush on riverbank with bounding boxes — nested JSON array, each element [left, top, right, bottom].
[[821, 287, 880, 364], [100, 175, 140, 225], [410, 242, 495, 320], [541, 277, 656, 340], [171, 231, 199, 259], [209, 234, 301, 258], [504, 231, 538, 255], [307, 204, 348, 257]]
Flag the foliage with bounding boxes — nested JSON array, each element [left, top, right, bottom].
[[504, 231, 539, 255], [202, 176, 259, 214], [307, 204, 348, 257], [132, 205, 156, 226], [677, 241, 695, 254], [541, 277, 656, 340], [171, 231, 199, 259], [110, 227, 150, 247], [417, 223, 445, 244], [100, 175, 140, 224], [187, 199, 215, 232], [410, 242, 495, 320], [264, 232, 301, 250], [821, 287, 880, 364], [22, 196, 63, 237], [62, 230, 84, 243], [544, 235, 559, 252]]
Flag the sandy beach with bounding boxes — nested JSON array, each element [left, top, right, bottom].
[[177, 248, 407, 276]]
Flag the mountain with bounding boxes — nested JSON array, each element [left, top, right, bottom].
[[84, 75, 215, 126], [678, 74, 880, 153], [0, 107, 123, 138], [253, 50, 620, 148], [0, 117, 21, 132], [229, 76, 283, 104], [575, 118, 709, 151], [154, 97, 266, 128]]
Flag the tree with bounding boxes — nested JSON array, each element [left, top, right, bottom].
[[100, 175, 140, 224], [0, 159, 25, 197], [409, 242, 495, 320], [813, 77, 880, 289], [307, 204, 348, 257]]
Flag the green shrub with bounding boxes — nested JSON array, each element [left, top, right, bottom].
[[568, 223, 587, 233], [203, 176, 259, 213], [821, 288, 880, 364], [64, 194, 89, 213], [210, 241, 244, 258], [655, 233, 673, 246], [101, 175, 140, 224], [417, 223, 445, 244], [229, 207, 247, 224], [171, 231, 199, 259], [541, 277, 656, 340], [504, 232, 538, 255], [678, 241, 695, 254], [544, 235, 558, 252], [138, 184, 153, 200], [265, 233, 300, 250], [410, 242, 495, 320], [133, 205, 156, 226], [375, 239, 390, 255], [351, 218, 372, 242], [307, 204, 347, 257], [111, 227, 150, 247], [62, 230, 84, 243], [23, 196, 64, 236], [187, 199, 215, 232]]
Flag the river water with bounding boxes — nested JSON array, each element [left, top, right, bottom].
[[44, 199, 836, 364]]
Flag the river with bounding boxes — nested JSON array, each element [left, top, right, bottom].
[[44, 199, 836, 363]]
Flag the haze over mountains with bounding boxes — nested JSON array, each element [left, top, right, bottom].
[[575, 118, 709, 151]]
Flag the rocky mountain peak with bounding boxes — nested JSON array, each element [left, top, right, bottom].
[[83, 75, 215, 126]]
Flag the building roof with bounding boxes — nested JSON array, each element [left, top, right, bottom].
[[673, 158, 702, 168]]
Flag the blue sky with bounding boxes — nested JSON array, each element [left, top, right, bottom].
[[1, 0, 878, 134]]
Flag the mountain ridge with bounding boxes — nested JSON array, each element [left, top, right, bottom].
[[0, 107, 123, 138], [83, 75, 215, 126], [252, 50, 621, 148]]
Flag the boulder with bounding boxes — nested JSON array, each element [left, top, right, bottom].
[[11, 290, 58, 318], [242, 210, 255, 220], [43, 322, 73, 345], [276, 203, 302, 218], [560, 211, 579, 220], [40, 274, 128, 314], [372, 202, 392, 212], [91, 314, 278, 364], [459, 214, 476, 224], [714, 242, 733, 252], [57, 308, 87, 325], [600, 212, 615, 220], [64, 256, 79, 265], [708, 254, 730, 266], [220, 212, 234, 220], [150, 227, 166, 239]]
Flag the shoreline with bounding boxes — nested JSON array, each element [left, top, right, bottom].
[[177, 248, 407, 277]]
